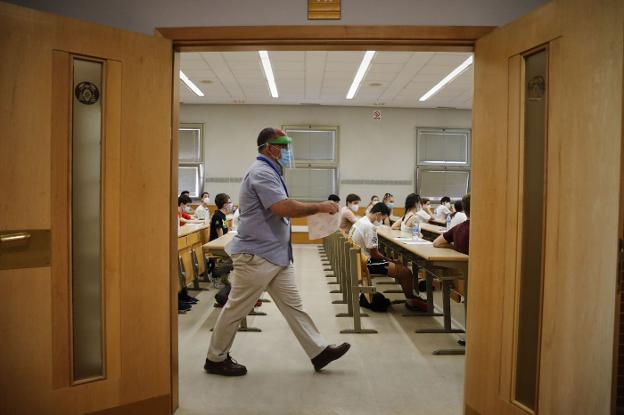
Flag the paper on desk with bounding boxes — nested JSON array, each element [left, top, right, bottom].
[[402, 240, 432, 245], [307, 213, 340, 240]]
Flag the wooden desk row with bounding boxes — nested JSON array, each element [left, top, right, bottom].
[[375, 227, 468, 355], [177, 224, 210, 286]]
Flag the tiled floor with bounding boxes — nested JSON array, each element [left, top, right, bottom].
[[176, 245, 465, 415]]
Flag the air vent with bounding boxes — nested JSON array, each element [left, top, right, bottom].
[[368, 82, 383, 87]]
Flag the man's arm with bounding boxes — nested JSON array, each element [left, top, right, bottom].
[[270, 199, 338, 218]]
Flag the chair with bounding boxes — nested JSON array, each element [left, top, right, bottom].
[[188, 249, 208, 292], [339, 239, 378, 334]]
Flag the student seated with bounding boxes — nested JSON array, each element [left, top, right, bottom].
[[433, 194, 470, 255], [381, 192, 395, 225], [209, 193, 232, 241], [350, 202, 427, 311], [209, 193, 235, 289], [178, 195, 203, 226], [391, 193, 432, 232], [421, 197, 435, 218], [449, 199, 467, 228], [365, 195, 380, 214], [339, 193, 361, 233], [434, 196, 453, 222], [195, 192, 211, 221]]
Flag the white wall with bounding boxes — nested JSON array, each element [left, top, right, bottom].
[[7, 0, 548, 35], [180, 104, 471, 207]]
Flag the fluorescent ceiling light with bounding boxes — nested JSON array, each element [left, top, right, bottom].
[[419, 55, 473, 102], [259, 50, 279, 98], [179, 71, 204, 97], [346, 51, 375, 100]]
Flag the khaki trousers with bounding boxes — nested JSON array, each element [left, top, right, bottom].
[[207, 253, 328, 362]]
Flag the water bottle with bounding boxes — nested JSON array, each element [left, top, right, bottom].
[[446, 215, 452, 229], [412, 223, 420, 240]]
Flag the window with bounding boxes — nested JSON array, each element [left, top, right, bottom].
[[178, 124, 204, 197], [417, 128, 470, 166], [283, 125, 338, 201], [418, 170, 470, 199], [416, 127, 471, 199]]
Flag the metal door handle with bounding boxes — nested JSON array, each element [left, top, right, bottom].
[[0, 232, 32, 243]]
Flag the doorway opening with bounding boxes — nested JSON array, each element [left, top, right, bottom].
[[160, 25, 491, 415]]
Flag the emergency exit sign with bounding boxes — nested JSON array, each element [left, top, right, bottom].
[[308, 0, 341, 20]]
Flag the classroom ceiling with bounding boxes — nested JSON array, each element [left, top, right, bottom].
[[179, 51, 473, 109]]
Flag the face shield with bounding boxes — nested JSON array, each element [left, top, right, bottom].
[[267, 135, 294, 169]]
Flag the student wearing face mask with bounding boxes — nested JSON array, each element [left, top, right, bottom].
[[391, 193, 425, 231], [449, 200, 467, 228], [195, 192, 211, 221], [178, 195, 203, 226], [434, 196, 453, 221], [339, 193, 361, 233], [209, 193, 233, 241], [349, 202, 427, 312], [420, 198, 435, 218], [365, 195, 380, 214], [434, 194, 471, 255], [382, 192, 395, 225]]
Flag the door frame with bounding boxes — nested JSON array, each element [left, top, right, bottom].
[[156, 24, 494, 412]]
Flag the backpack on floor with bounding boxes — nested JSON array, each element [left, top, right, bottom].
[[359, 292, 391, 312]]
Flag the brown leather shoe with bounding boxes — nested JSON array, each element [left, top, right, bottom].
[[311, 343, 351, 372], [204, 354, 247, 376]]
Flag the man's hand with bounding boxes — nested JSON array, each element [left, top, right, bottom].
[[317, 201, 339, 215], [271, 199, 338, 218]]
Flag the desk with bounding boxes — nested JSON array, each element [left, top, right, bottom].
[[429, 218, 446, 227], [178, 224, 209, 286], [420, 223, 446, 241], [202, 231, 236, 257], [376, 227, 468, 355]]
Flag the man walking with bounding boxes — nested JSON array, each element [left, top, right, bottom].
[[205, 127, 350, 376]]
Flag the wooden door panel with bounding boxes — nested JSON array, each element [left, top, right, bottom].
[[538, 1, 623, 413], [0, 3, 173, 414], [468, 0, 623, 414]]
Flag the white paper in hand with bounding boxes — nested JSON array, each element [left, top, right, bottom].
[[307, 213, 340, 240]]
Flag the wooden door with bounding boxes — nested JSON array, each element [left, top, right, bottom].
[[0, 3, 174, 414], [466, 0, 623, 414]]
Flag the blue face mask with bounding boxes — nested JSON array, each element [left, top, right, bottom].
[[387, 202, 395, 209], [278, 147, 293, 168]]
